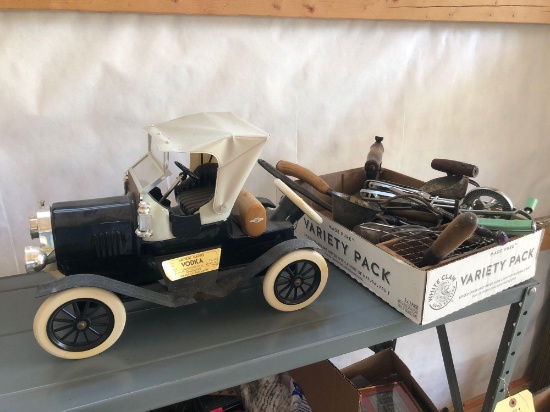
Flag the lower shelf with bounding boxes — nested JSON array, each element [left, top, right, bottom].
[[0, 266, 537, 411]]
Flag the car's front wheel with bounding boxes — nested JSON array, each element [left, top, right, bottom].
[[33, 287, 126, 359], [263, 249, 328, 312]]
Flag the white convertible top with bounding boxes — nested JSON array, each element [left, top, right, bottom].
[[145, 112, 269, 223]]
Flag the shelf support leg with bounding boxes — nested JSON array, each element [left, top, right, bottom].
[[481, 285, 537, 412], [437, 324, 464, 412]]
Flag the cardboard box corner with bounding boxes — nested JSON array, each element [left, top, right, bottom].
[[289, 349, 437, 412]]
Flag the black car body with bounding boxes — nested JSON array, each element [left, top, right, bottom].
[[25, 112, 328, 359]]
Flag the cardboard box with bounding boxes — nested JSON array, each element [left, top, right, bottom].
[[289, 349, 437, 412], [295, 167, 543, 324]]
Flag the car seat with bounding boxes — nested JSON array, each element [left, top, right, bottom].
[[175, 162, 218, 215]]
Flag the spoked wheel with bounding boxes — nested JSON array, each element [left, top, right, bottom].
[[34, 287, 126, 359], [263, 249, 328, 312]]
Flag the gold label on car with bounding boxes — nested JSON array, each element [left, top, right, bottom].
[[162, 248, 222, 281]]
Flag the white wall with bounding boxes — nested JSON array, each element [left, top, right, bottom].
[[0, 10, 548, 408]]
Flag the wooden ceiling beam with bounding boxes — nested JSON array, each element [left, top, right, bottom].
[[0, 1, 549, 24]]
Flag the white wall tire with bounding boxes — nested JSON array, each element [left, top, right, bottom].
[[33, 287, 126, 360], [263, 249, 328, 312]]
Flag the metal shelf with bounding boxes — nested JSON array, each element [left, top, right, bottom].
[[0, 266, 538, 411]]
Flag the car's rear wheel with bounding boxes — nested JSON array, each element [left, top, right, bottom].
[[34, 287, 126, 359], [263, 249, 328, 311]]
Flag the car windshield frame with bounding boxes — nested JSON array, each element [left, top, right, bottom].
[[128, 137, 171, 195]]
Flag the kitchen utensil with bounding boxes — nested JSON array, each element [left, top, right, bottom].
[[476, 218, 535, 236], [430, 158, 479, 178], [460, 187, 514, 216], [276, 160, 381, 229], [379, 188, 509, 246], [273, 178, 323, 224], [422, 159, 479, 199], [524, 197, 538, 214], [361, 180, 456, 210], [353, 222, 432, 244], [257, 159, 332, 212], [418, 212, 478, 267], [364, 136, 384, 181], [383, 212, 490, 268]]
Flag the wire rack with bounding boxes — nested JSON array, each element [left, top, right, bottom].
[[380, 229, 495, 267]]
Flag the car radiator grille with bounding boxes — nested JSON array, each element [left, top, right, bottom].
[[92, 231, 125, 258]]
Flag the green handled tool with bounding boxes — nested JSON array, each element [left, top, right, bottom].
[[477, 218, 536, 236]]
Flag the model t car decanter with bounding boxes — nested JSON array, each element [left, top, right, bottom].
[[24, 112, 327, 359]]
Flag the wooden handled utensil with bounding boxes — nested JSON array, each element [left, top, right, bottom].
[[418, 212, 478, 267], [276, 160, 333, 196], [276, 160, 381, 229], [430, 159, 479, 178], [365, 136, 384, 181], [421, 159, 479, 200], [258, 159, 332, 212]]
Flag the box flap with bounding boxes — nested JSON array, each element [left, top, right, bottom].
[[342, 348, 396, 385], [289, 361, 360, 412], [342, 349, 438, 412], [378, 168, 424, 189]]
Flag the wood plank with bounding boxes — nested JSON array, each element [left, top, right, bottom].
[[540, 228, 550, 251], [0, 0, 549, 24], [449, 378, 532, 411]]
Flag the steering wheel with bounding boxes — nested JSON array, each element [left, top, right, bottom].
[[174, 161, 200, 182]]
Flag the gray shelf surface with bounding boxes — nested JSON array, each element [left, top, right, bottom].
[[0, 265, 538, 411]]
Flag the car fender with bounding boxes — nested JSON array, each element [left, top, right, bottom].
[[240, 238, 321, 279], [35, 238, 323, 308], [35, 274, 180, 307]]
